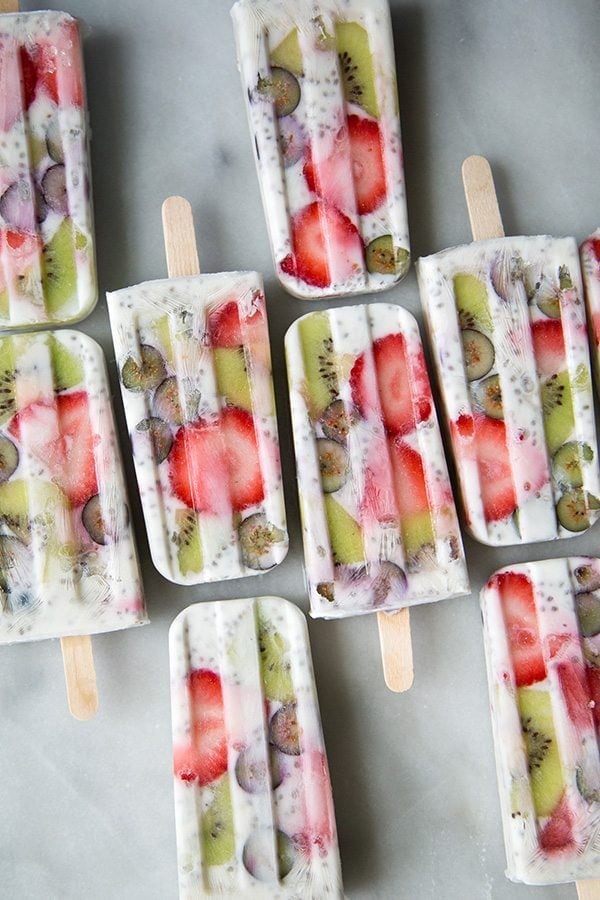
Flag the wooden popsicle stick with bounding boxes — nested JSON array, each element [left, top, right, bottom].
[[0, 1, 19, 12], [162, 196, 200, 277], [377, 607, 414, 691], [462, 155, 600, 899], [61, 635, 98, 721]]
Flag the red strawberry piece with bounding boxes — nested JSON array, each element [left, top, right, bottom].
[[389, 441, 430, 519], [169, 407, 264, 514], [279, 201, 363, 289], [8, 391, 98, 506], [531, 319, 567, 378], [471, 415, 517, 522], [207, 297, 266, 348], [539, 794, 576, 853], [350, 333, 432, 436], [173, 669, 228, 786], [19, 43, 59, 107], [585, 667, 600, 729], [556, 661, 595, 731], [293, 750, 336, 856], [494, 571, 545, 686], [303, 115, 386, 215]]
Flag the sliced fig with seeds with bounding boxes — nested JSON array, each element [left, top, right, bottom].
[[269, 703, 301, 755], [0, 435, 18, 483], [365, 235, 409, 276], [121, 345, 166, 392], [480, 374, 503, 419], [41, 164, 68, 216], [0, 180, 45, 231], [239, 512, 285, 570], [317, 437, 348, 492], [235, 745, 284, 794], [153, 376, 199, 425], [257, 67, 300, 117], [320, 399, 358, 443], [82, 494, 107, 544], [135, 416, 172, 463], [461, 329, 494, 381], [278, 115, 305, 166]]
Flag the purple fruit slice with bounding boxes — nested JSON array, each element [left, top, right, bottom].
[[269, 703, 301, 755], [41, 164, 68, 216]]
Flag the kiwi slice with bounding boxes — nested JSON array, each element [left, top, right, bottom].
[[320, 399, 358, 443], [461, 329, 494, 380], [541, 372, 574, 455], [0, 479, 67, 545], [257, 67, 300, 117], [47, 334, 84, 391], [41, 218, 78, 314], [213, 347, 252, 412], [297, 313, 338, 419], [201, 776, 235, 867], [317, 437, 349, 493], [453, 273, 493, 332], [242, 829, 296, 882], [0, 435, 18, 484], [476, 373, 503, 419], [173, 509, 203, 576], [269, 703, 301, 755], [135, 417, 172, 464], [557, 489, 595, 533], [518, 688, 564, 817], [365, 236, 410, 276], [121, 345, 166, 393], [552, 441, 593, 489], [269, 28, 303, 77], [257, 616, 294, 702], [401, 510, 435, 559], [324, 494, 364, 564], [575, 592, 600, 638], [239, 513, 285, 570], [0, 290, 9, 320], [335, 22, 378, 118], [0, 338, 16, 425]]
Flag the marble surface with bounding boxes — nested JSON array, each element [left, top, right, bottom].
[[0, 1, 599, 898]]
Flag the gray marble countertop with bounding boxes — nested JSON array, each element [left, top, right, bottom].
[[1, 1, 599, 898]]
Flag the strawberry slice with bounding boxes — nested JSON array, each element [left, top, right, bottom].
[[173, 669, 228, 786], [279, 201, 363, 289], [169, 406, 264, 513], [206, 297, 266, 348], [8, 391, 98, 506], [389, 441, 430, 519], [494, 571, 545, 687], [304, 115, 387, 215], [349, 333, 432, 436], [531, 319, 566, 378], [556, 661, 595, 731], [472, 415, 517, 522], [539, 794, 576, 853], [19, 44, 59, 107]]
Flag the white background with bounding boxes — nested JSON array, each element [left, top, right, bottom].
[[1, 1, 599, 898]]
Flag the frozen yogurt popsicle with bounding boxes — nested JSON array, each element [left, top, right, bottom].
[[580, 230, 600, 395], [107, 198, 287, 584], [285, 303, 469, 620], [0, 10, 96, 327], [170, 596, 344, 899], [231, 0, 409, 299], [481, 558, 600, 886], [418, 158, 600, 546]]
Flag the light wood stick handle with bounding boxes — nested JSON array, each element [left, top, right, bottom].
[[377, 608, 414, 692], [462, 155, 505, 241], [61, 635, 98, 721], [0, 1, 19, 13], [162, 196, 200, 277], [577, 879, 600, 899]]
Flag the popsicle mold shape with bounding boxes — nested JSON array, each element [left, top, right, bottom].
[[231, 0, 409, 299], [580, 229, 600, 395], [170, 597, 344, 899], [481, 558, 600, 885], [285, 302, 469, 618], [0, 11, 97, 327], [418, 236, 600, 546], [0, 330, 146, 644], [107, 273, 288, 584]]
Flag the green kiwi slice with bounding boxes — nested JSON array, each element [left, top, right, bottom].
[[202, 777, 235, 866], [480, 374, 503, 419], [0, 339, 16, 426], [335, 21, 378, 118], [0, 435, 18, 484], [269, 28, 303, 76], [297, 313, 338, 419], [317, 438, 349, 492], [239, 513, 285, 570], [552, 441, 593, 489], [257, 67, 300, 117], [213, 347, 252, 411], [517, 688, 564, 817], [365, 235, 410, 276], [575, 592, 600, 638], [41, 218, 78, 314], [453, 273, 493, 332], [48, 334, 84, 391], [121, 345, 166, 393], [173, 509, 202, 576], [541, 372, 574, 455], [323, 494, 364, 564], [557, 489, 595, 532], [461, 329, 494, 380], [258, 616, 294, 702]]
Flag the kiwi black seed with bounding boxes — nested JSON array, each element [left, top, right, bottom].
[[239, 512, 284, 570], [317, 438, 349, 492], [0, 435, 18, 483], [480, 374, 503, 419], [461, 329, 495, 380], [365, 235, 409, 276], [136, 416, 172, 463], [269, 703, 301, 755], [121, 345, 166, 393], [257, 67, 300, 117], [320, 399, 358, 443], [575, 592, 600, 638], [521, 714, 552, 772], [552, 441, 593, 489], [557, 489, 592, 533]]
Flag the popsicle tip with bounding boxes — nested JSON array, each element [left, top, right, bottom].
[[161, 195, 192, 217], [377, 608, 414, 693], [61, 635, 99, 721]]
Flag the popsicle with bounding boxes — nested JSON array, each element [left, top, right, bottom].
[[231, 0, 410, 299], [285, 302, 470, 686], [481, 557, 600, 890], [170, 596, 344, 899], [418, 156, 600, 546], [0, 329, 146, 716], [107, 198, 288, 584], [580, 230, 600, 395], [0, 5, 96, 327]]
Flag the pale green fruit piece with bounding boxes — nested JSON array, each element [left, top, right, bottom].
[[152, 314, 176, 368], [323, 494, 364, 564], [0, 337, 16, 424], [541, 371, 574, 455], [202, 776, 235, 867], [0, 479, 68, 550], [401, 510, 435, 557], [453, 273, 493, 332], [258, 616, 294, 702], [174, 509, 202, 575], [47, 334, 83, 391], [28, 134, 47, 169], [213, 347, 252, 411], [335, 22, 379, 118], [297, 312, 337, 420], [270, 28, 303, 76], [42, 218, 77, 314], [517, 688, 564, 818], [0, 289, 8, 320]]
